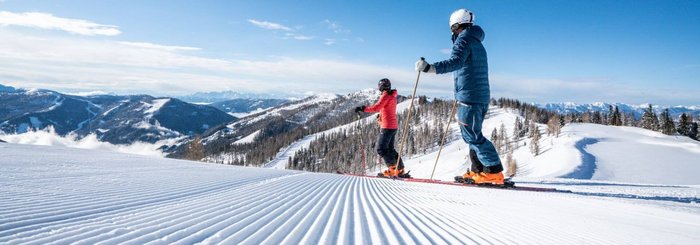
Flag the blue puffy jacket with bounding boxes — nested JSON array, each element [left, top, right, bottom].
[[432, 25, 490, 104]]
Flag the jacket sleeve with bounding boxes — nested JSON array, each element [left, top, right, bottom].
[[432, 33, 471, 74], [364, 93, 389, 113]]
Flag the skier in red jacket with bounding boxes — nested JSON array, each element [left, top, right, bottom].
[[355, 78, 409, 178]]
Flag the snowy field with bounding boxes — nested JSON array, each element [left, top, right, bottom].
[[1, 143, 699, 244]]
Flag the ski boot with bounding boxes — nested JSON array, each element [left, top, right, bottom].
[[471, 171, 505, 185], [378, 165, 411, 178], [455, 171, 509, 186]]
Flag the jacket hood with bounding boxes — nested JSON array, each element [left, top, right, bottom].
[[467, 25, 485, 42]]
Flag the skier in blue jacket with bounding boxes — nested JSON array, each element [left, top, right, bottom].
[[415, 8, 504, 185]]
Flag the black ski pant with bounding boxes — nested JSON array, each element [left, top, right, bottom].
[[376, 128, 404, 169]]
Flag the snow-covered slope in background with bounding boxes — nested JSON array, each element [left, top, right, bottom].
[[408, 108, 700, 185], [522, 123, 700, 185], [411, 109, 700, 185], [266, 107, 700, 185], [1, 143, 698, 244]]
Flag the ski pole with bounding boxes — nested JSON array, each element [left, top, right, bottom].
[[430, 100, 458, 180], [394, 57, 424, 178], [357, 112, 367, 176]]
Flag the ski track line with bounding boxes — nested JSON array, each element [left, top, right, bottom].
[[372, 180, 476, 243], [2, 164, 698, 244], [97, 174, 314, 245], [385, 179, 489, 244], [273, 176, 351, 244], [381, 178, 479, 243], [374, 178, 603, 245], [0, 175, 270, 239], [48, 174, 306, 245], [365, 177, 431, 244], [303, 174, 355, 244], [0, 167, 226, 215], [289, 175, 351, 245], [0, 176, 228, 220], [148, 173, 322, 244], [253, 175, 347, 244], [203, 176, 339, 244], [2, 175, 275, 244], [0, 172, 300, 243], [369, 178, 450, 243]]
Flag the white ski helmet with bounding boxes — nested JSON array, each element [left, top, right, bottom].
[[449, 8, 475, 27]]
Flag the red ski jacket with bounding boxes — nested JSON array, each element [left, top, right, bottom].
[[364, 90, 398, 129]]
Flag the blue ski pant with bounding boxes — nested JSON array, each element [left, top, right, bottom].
[[457, 102, 503, 173]]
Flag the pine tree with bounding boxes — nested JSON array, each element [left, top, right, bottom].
[[581, 112, 592, 123], [694, 122, 700, 141], [659, 109, 676, 135], [547, 115, 561, 137], [513, 117, 525, 139], [640, 104, 659, 131], [499, 123, 507, 152], [184, 136, 205, 161], [505, 152, 518, 177], [611, 106, 622, 126], [607, 104, 615, 125], [530, 122, 541, 155], [491, 128, 501, 152], [677, 113, 691, 136]]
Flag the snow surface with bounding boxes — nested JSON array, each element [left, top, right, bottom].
[[265, 106, 700, 186], [143, 99, 170, 115], [234, 130, 261, 145], [1, 143, 698, 244]]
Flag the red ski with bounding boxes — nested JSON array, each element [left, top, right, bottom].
[[337, 171, 565, 193]]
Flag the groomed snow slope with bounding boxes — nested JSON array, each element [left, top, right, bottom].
[[269, 107, 700, 185], [1, 143, 699, 244]]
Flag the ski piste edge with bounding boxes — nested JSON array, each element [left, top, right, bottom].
[[336, 171, 566, 193]]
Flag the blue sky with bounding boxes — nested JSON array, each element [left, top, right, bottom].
[[0, 0, 698, 105]]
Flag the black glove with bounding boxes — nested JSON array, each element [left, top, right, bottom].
[[354, 106, 365, 113]]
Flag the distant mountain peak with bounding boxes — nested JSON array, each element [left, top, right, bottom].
[[539, 102, 700, 118], [0, 84, 16, 92]]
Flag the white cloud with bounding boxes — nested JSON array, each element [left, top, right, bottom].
[[0, 27, 437, 96], [488, 74, 700, 104], [247, 19, 292, 31], [7, 23, 684, 104], [0, 127, 170, 157], [283, 33, 313, 40], [440, 48, 451, 54], [118, 41, 201, 52], [322, 19, 350, 34], [0, 11, 120, 36]]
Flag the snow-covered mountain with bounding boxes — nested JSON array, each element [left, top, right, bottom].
[[177, 90, 291, 104], [540, 102, 700, 119], [210, 98, 289, 118], [0, 84, 15, 92], [0, 86, 235, 145], [1, 143, 698, 244], [178, 89, 387, 162]]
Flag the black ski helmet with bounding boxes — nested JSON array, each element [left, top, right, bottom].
[[378, 78, 391, 91]]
